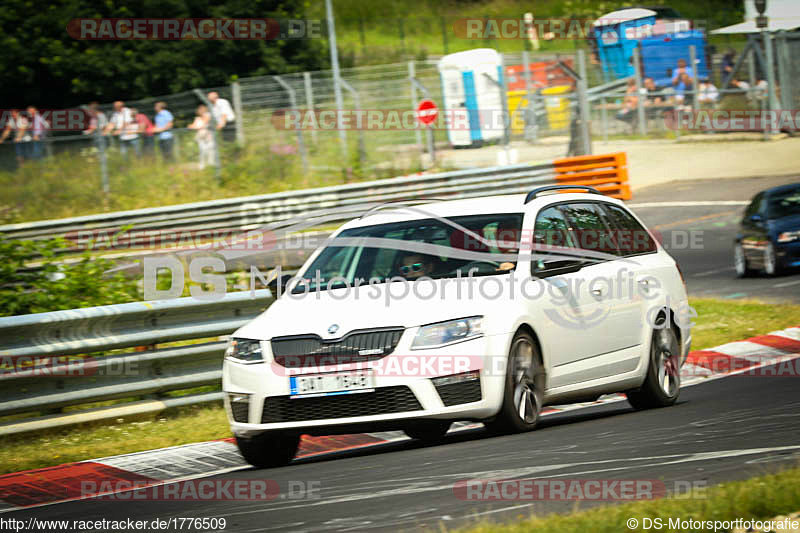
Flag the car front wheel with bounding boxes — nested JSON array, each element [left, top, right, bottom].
[[734, 243, 754, 277], [486, 330, 544, 434], [235, 432, 300, 468]]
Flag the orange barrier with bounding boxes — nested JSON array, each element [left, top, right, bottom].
[[551, 152, 631, 200]]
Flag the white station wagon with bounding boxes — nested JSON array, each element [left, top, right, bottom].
[[223, 186, 692, 468]]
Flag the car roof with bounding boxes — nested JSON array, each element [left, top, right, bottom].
[[340, 192, 626, 229], [763, 183, 800, 197]]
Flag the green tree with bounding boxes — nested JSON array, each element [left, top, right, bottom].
[[0, 0, 328, 108]]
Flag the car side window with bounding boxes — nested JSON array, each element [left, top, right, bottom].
[[601, 203, 657, 256], [558, 202, 620, 257], [531, 206, 582, 276]]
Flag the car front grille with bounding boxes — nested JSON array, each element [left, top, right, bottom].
[[271, 328, 404, 368], [260, 386, 422, 423], [434, 380, 482, 407]]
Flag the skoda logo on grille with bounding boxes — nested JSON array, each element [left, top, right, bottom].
[[327, 324, 340, 335]]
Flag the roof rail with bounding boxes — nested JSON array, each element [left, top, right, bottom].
[[524, 185, 602, 204], [358, 198, 451, 219]]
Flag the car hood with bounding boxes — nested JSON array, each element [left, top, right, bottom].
[[232, 278, 512, 340]]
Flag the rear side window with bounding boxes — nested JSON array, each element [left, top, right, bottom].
[[601, 204, 657, 256], [531, 206, 582, 276], [558, 203, 620, 257]]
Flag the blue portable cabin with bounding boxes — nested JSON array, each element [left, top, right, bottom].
[[593, 8, 657, 81], [640, 30, 709, 88], [437, 49, 505, 148]]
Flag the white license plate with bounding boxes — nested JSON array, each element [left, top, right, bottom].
[[289, 371, 375, 398]]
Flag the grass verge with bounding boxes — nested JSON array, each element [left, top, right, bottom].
[[1, 297, 799, 475], [452, 465, 800, 533]]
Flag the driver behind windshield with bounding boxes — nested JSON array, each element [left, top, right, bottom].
[[398, 253, 435, 280]]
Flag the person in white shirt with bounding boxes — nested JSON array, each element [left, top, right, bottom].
[[697, 78, 719, 110], [105, 101, 140, 157], [207, 91, 236, 142], [188, 104, 215, 169]]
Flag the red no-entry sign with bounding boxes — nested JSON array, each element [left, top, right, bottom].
[[416, 99, 438, 125]]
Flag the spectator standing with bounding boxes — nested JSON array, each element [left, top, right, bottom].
[[0, 109, 30, 165], [131, 107, 155, 155], [106, 101, 140, 157], [207, 91, 236, 143], [83, 102, 108, 136], [153, 102, 174, 160], [721, 48, 736, 82], [26, 106, 48, 160], [188, 104, 214, 169]]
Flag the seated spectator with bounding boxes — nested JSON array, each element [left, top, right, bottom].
[[675, 73, 694, 109], [672, 58, 694, 89], [641, 77, 664, 105], [615, 78, 639, 126], [697, 78, 719, 110]]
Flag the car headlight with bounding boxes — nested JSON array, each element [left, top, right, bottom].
[[777, 231, 800, 243], [411, 316, 483, 349], [225, 338, 264, 364]]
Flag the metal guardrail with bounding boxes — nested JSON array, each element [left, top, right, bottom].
[[0, 153, 632, 435], [0, 290, 274, 434], [0, 163, 559, 246]]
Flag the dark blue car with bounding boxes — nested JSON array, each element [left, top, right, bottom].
[[735, 183, 800, 276]]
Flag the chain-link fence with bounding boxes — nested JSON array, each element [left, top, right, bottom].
[[2, 34, 798, 195]]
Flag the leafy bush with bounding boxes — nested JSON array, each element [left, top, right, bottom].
[[0, 236, 139, 316]]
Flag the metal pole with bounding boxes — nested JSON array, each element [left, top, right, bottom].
[[231, 81, 244, 145], [97, 129, 109, 195], [763, 29, 778, 136], [776, 33, 793, 112], [325, 0, 348, 164], [408, 61, 423, 159], [339, 78, 365, 171], [601, 95, 608, 142], [410, 77, 435, 164], [689, 45, 698, 117], [303, 72, 318, 144], [576, 49, 592, 155], [273, 76, 309, 174], [633, 46, 647, 135], [522, 50, 535, 142], [193, 89, 221, 181]]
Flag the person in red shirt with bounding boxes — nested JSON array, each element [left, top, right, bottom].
[[130, 107, 155, 156]]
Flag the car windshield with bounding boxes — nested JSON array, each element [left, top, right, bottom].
[[293, 213, 523, 292], [767, 187, 800, 218]]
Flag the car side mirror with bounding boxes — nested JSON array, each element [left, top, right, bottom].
[[267, 274, 293, 296]]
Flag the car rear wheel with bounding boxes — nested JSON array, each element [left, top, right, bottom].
[[486, 330, 544, 434], [627, 321, 681, 410], [235, 432, 300, 468], [734, 243, 754, 277], [404, 421, 451, 442]]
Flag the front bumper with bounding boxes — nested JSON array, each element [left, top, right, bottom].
[[223, 332, 511, 437]]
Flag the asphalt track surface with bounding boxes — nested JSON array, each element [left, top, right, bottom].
[[8, 175, 800, 531]]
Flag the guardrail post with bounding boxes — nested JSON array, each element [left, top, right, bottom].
[[274, 76, 310, 175]]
